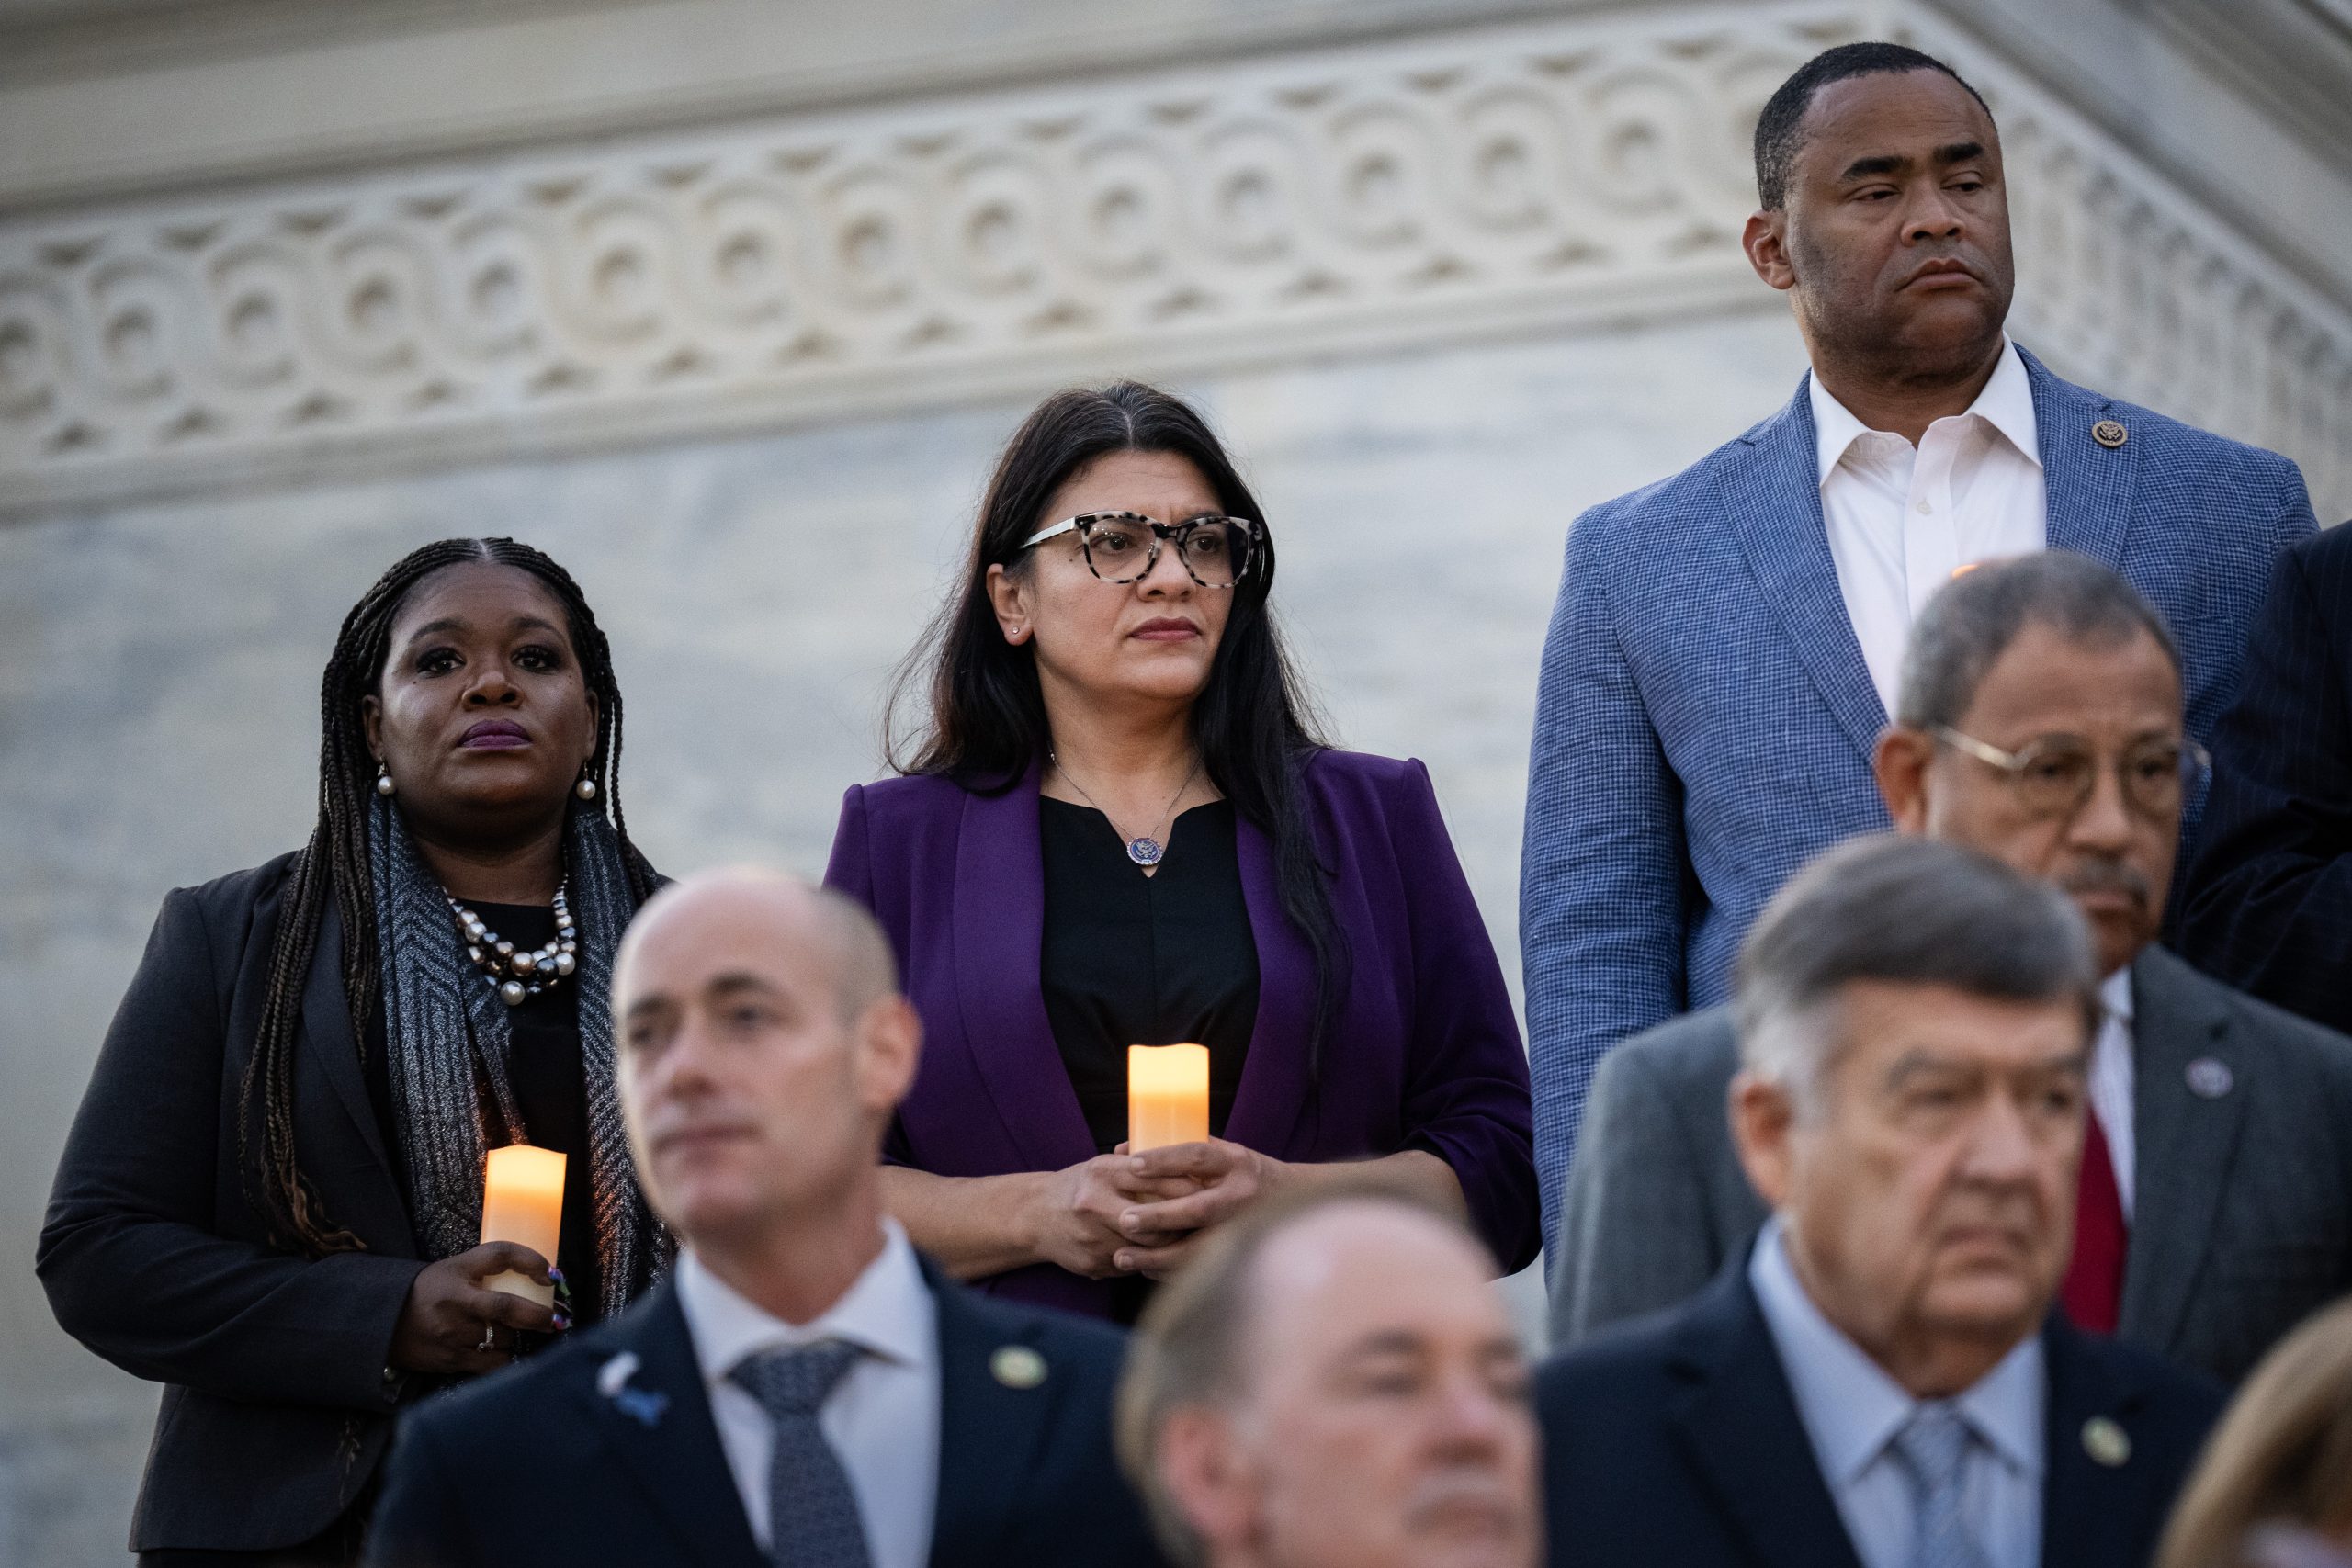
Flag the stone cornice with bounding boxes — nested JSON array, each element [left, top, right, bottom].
[[0, 0, 2345, 520], [0, 2, 1847, 515]]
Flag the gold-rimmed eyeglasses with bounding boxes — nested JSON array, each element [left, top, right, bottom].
[[1931, 726, 2211, 821], [1017, 511, 1261, 590]]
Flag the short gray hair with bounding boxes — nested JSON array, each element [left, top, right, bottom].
[[1113, 1179, 1485, 1568], [1735, 835, 2100, 1103], [1896, 551, 2181, 732]]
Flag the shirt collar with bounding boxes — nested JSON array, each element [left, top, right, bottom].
[[676, 1218, 934, 1389], [1807, 335, 2041, 486], [1749, 1217, 2044, 1483], [2101, 965, 2135, 1024]]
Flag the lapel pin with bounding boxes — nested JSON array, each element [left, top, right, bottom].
[[598, 1349, 670, 1428], [2091, 418, 2128, 448], [990, 1345, 1048, 1390], [2186, 1057, 2234, 1099], [2083, 1416, 2132, 1467]]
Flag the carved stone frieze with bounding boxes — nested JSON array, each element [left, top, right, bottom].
[[0, 5, 1856, 513], [0, 1, 2345, 518]]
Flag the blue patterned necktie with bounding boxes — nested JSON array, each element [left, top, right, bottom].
[[1891, 1403, 1991, 1568], [728, 1339, 874, 1568]]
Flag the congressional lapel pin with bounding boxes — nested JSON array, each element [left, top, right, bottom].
[[2186, 1057, 2235, 1100], [597, 1349, 670, 1428], [2083, 1416, 2132, 1467], [2091, 418, 2129, 448], [991, 1345, 1048, 1390]]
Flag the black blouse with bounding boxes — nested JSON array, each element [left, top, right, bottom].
[[362, 900, 604, 1325], [1037, 797, 1261, 1156]]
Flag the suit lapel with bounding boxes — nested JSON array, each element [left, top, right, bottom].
[[927, 1269, 1058, 1568], [298, 901, 415, 1252], [1665, 1265, 1866, 1568], [948, 768, 1098, 1171], [1220, 799, 1318, 1154], [2025, 348, 2137, 570], [2118, 948, 2244, 1353], [1719, 382, 1889, 765], [2039, 1318, 2159, 1568], [578, 1280, 767, 1568]]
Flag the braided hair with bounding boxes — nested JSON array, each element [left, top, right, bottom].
[[240, 537, 659, 1256]]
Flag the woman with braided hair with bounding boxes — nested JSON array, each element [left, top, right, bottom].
[[40, 537, 668, 1566]]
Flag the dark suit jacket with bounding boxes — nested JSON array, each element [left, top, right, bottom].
[[1549, 945, 2352, 1383], [39, 856, 430, 1552], [1537, 1255, 2225, 1568], [825, 750, 1539, 1316], [2181, 522, 2352, 1034], [364, 1263, 1167, 1568]]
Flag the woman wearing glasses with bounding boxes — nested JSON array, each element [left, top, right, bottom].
[[826, 381, 1537, 1319]]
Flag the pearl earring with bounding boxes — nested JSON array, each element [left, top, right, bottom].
[[375, 766, 396, 797], [575, 773, 597, 801]]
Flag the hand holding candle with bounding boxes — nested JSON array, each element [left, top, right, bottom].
[[1128, 1043, 1210, 1152], [480, 1145, 565, 1306]]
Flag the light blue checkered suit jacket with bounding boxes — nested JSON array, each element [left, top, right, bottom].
[[1521, 346, 2317, 1255]]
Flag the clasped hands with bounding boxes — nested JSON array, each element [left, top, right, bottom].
[[1036, 1138, 1285, 1281]]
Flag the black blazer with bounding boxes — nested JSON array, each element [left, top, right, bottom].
[[1536, 1254, 2225, 1568], [39, 856, 429, 1553], [364, 1262, 1168, 1568], [2181, 521, 2352, 1034]]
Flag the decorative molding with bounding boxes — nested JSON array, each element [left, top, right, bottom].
[[0, 0, 2346, 519], [0, 2, 1859, 515]]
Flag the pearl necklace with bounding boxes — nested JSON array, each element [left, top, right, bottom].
[[447, 880, 579, 1007]]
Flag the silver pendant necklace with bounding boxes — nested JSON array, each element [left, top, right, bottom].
[[1050, 752, 1202, 868], [446, 878, 579, 1006]]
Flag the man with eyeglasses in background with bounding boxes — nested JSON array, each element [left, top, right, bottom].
[[1550, 551, 2352, 1385]]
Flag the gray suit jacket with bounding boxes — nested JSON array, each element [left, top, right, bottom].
[[1549, 945, 2352, 1383]]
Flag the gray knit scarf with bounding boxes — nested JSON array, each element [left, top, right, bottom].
[[368, 793, 664, 1319]]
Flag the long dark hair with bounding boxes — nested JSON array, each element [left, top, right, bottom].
[[889, 381, 1347, 1071], [242, 537, 660, 1256]]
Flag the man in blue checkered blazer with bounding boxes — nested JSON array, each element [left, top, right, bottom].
[[1521, 41, 2316, 1255]]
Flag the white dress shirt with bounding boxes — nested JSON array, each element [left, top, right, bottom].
[[1811, 337, 2048, 716], [675, 1221, 941, 1568], [1751, 1218, 2046, 1568], [2091, 968, 2138, 1221]]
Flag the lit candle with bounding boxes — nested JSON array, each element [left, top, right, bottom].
[[480, 1145, 566, 1307], [1128, 1043, 1210, 1152]]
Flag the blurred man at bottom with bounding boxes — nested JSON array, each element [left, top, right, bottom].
[[1117, 1183, 1539, 1568], [1539, 837, 2222, 1568], [368, 870, 1161, 1568]]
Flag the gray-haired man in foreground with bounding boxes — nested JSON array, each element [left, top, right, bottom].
[[1117, 1181, 1541, 1568], [1552, 551, 2352, 1383], [1537, 835, 2222, 1568]]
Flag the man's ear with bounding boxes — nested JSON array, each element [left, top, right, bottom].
[[1728, 1068, 1798, 1211], [1157, 1406, 1259, 1558], [856, 995, 923, 1115], [1874, 727, 1936, 834], [1742, 209, 1796, 292]]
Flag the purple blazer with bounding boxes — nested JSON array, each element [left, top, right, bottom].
[[825, 748, 1539, 1317]]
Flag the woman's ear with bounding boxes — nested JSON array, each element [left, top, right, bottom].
[[361, 694, 384, 761], [985, 563, 1032, 646]]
